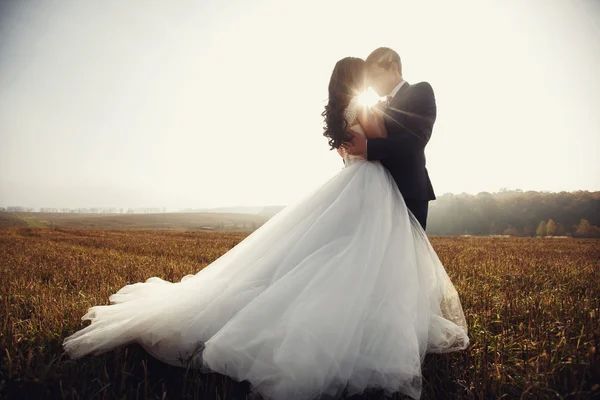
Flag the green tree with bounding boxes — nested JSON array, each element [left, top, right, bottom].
[[536, 220, 547, 237], [575, 219, 592, 238], [546, 219, 557, 236]]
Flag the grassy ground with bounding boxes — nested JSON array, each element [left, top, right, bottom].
[[1, 228, 598, 399]]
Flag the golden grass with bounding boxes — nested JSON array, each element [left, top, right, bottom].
[[1, 228, 599, 399]]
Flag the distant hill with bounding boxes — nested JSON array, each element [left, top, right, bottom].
[[190, 206, 265, 214], [257, 205, 286, 217], [0, 212, 270, 231], [186, 205, 287, 218]]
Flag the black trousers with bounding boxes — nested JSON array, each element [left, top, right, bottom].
[[403, 199, 429, 231]]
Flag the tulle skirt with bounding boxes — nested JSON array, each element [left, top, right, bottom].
[[62, 159, 469, 400]]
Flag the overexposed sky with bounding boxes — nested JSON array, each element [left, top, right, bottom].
[[1, 0, 599, 209]]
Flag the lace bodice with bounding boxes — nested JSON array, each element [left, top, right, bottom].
[[341, 97, 367, 166]]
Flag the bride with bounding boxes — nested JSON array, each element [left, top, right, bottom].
[[63, 57, 470, 400]]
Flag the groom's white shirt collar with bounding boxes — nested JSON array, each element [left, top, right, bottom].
[[389, 80, 407, 99]]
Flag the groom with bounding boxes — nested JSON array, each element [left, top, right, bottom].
[[343, 47, 436, 230]]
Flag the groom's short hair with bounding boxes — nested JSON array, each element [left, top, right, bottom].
[[366, 47, 402, 74]]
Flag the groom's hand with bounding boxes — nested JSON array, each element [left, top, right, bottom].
[[342, 129, 367, 156]]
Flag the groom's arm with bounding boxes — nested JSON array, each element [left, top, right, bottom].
[[366, 82, 436, 161]]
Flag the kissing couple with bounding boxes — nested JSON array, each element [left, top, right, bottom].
[[63, 47, 470, 400]]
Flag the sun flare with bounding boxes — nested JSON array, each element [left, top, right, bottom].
[[357, 87, 381, 107]]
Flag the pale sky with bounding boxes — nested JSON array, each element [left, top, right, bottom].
[[1, 0, 599, 210]]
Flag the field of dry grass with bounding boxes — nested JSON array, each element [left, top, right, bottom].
[[1, 227, 599, 399]]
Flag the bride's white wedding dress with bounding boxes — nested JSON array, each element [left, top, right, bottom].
[[62, 97, 469, 400]]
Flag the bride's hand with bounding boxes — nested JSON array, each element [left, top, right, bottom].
[[342, 129, 367, 156], [371, 105, 385, 119], [371, 101, 386, 117]]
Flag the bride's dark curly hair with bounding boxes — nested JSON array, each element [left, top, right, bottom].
[[322, 57, 367, 149]]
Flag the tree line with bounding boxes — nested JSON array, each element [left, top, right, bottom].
[[426, 189, 600, 237]]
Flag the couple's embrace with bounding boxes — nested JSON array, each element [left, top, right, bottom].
[[63, 47, 470, 400]]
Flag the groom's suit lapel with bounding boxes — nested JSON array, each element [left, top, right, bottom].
[[385, 82, 410, 128], [390, 81, 410, 107]]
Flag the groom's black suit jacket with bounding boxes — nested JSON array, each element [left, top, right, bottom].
[[367, 81, 437, 202]]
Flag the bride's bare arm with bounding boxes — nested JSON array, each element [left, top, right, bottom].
[[356, 104, 387, 139]]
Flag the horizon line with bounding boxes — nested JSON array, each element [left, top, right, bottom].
[[1, 188, 599, 211]]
